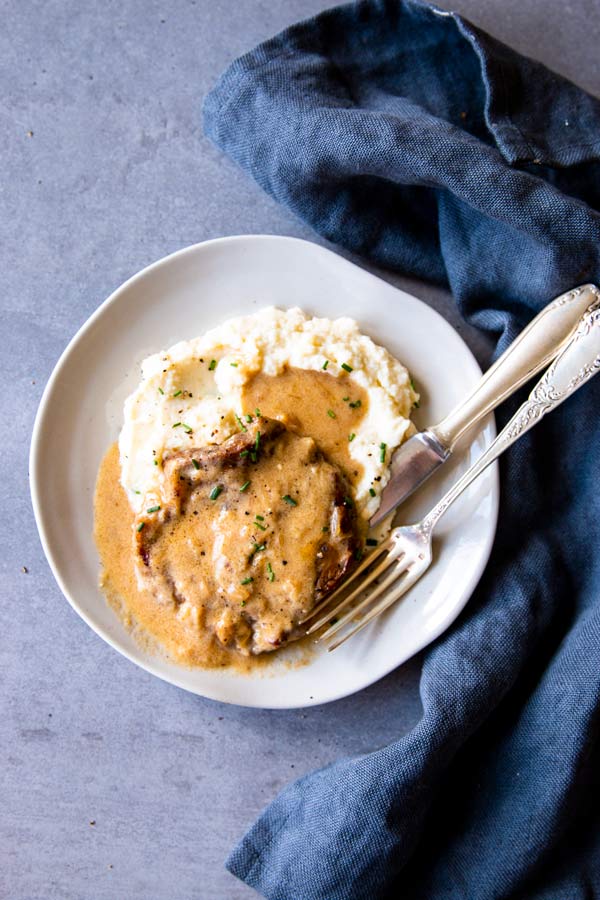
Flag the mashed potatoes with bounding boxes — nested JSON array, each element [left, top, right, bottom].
[[119, 307, 418, 523]]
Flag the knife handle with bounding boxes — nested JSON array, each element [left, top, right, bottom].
[[430, 284, 600, 449], [422, 304, 600, 533]]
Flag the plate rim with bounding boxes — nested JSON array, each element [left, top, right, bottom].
[[30, 234, 499, 708]]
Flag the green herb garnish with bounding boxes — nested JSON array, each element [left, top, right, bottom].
[[349, 399, 362, 409], [192, 459, 200, 470], [343, 396, 349, 402], [240, 449, 249, 457], [348, 433, 356, 442], [255, 408, 261, 417], [327, 409, 336, 419], [158, 387, 164, 395], [230, 362, 238, 367], [173, 390, 182, 397], [136, 522, 145, 532], [182, 424, 193, 434], [172, 422, 182, 428], [146, 505, 161, 514], [282, 494, 297, 506], [239, 481, 251, 492], [255, 515, 264, 521], [379, 442, 387, 463], [241, 577, 253, 585], [341, 363, 353, 373], [322, 526, 329, 532], [369, 488, 376, 497], [322, 360, 329, 370], [245, 414, 253, 423], [343, 496, 354, 507], [209, 486, 223, 501], [254, 521, 267, 531], [266, 562, 275, 582], [208, 359, 216, 370], [235, 414, 247, 433]]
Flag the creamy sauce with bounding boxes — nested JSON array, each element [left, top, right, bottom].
[[95, 368, 366, 670], [134, 419, 356, 655], [242, 367, 368, 488], [95, 443, 265, 672]]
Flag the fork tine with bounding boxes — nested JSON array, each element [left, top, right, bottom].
[[299, 539, 392, 626], [317, 555, 410, 641], [326, 565, 420, 651], [305, 550, 401, 635]]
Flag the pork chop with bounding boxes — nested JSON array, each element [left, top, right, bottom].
[[134, 416, 360, 655]]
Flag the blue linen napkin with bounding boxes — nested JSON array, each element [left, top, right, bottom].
[[204, 2, 600, 897]]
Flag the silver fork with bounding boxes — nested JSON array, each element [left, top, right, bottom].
[[306, 305, 600, 651]]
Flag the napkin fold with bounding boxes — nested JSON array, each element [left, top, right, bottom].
[[204, 2, 600, 897]]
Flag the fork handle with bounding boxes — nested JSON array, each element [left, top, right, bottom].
[[421, 305, 600, 534], [429, 284, 600, 450]]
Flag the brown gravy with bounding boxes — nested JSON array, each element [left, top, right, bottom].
[[242, 367, 368, 487], [95, 443, 264, 672], [94, 368, 368, 670]]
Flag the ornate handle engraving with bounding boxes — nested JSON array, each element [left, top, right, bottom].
[[432, 283, 600, 449], [421, 306, 600, 534]]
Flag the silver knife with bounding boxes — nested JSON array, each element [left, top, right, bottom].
[[370, 283, 600, 527]]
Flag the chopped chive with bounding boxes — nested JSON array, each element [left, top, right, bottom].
[[322, 525, 329, 532], [158, 387, 164, 395], [192, 459, 200, 470], [255, 408, 261, 417], [343, 496, 354, 507], [146, 505, 161, 514], [133, 489, 141, 494], [322, 360, 329, 370], [240, 449, 249, 458], [369, 488, 376, 497], [410, 377, 417, 392], [241, 600, 247, 606], [245, 414, 253, 423], [250, 452, 257, 463], [254, 431, 261, 453], [239, 481, 251, 492], [241, 577, 253, 585], [182, 424, 193, 434], [153, 459, 159, 466], [209, 485, 223, 501], [173, 390, 182, 398], [267, 562, 275, 582], [366, 538, 378, 547], [172, 422, 182, 428], [348, 433, 356, 442], [230, 362, 238, 367], [379, 442, 387, 463], [282, 494, 297, 506], [249, 542, 266, 559], [208, 359, 216, 370], [342, 396, 350, 402], [255, 514, 264, 521], [136, 522, 145, 532], [234, 414, 247, 433], [341, 363, 353, 373], [254, 521, 267, 531], [327, 409, 336, 419], [349, 399, 362, 409]]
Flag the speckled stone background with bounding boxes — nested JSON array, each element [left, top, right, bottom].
[[2, 1, 599, 898]]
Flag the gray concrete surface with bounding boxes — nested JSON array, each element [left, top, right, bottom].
[[2, 1, 599, 898]]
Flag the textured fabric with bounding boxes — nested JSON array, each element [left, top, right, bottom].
[[203, 2, 600, 898]]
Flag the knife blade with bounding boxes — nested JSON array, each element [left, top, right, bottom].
[[370, 283, 600, 528]]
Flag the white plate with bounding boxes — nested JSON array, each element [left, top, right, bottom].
[[30, 235, 498, 709]]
